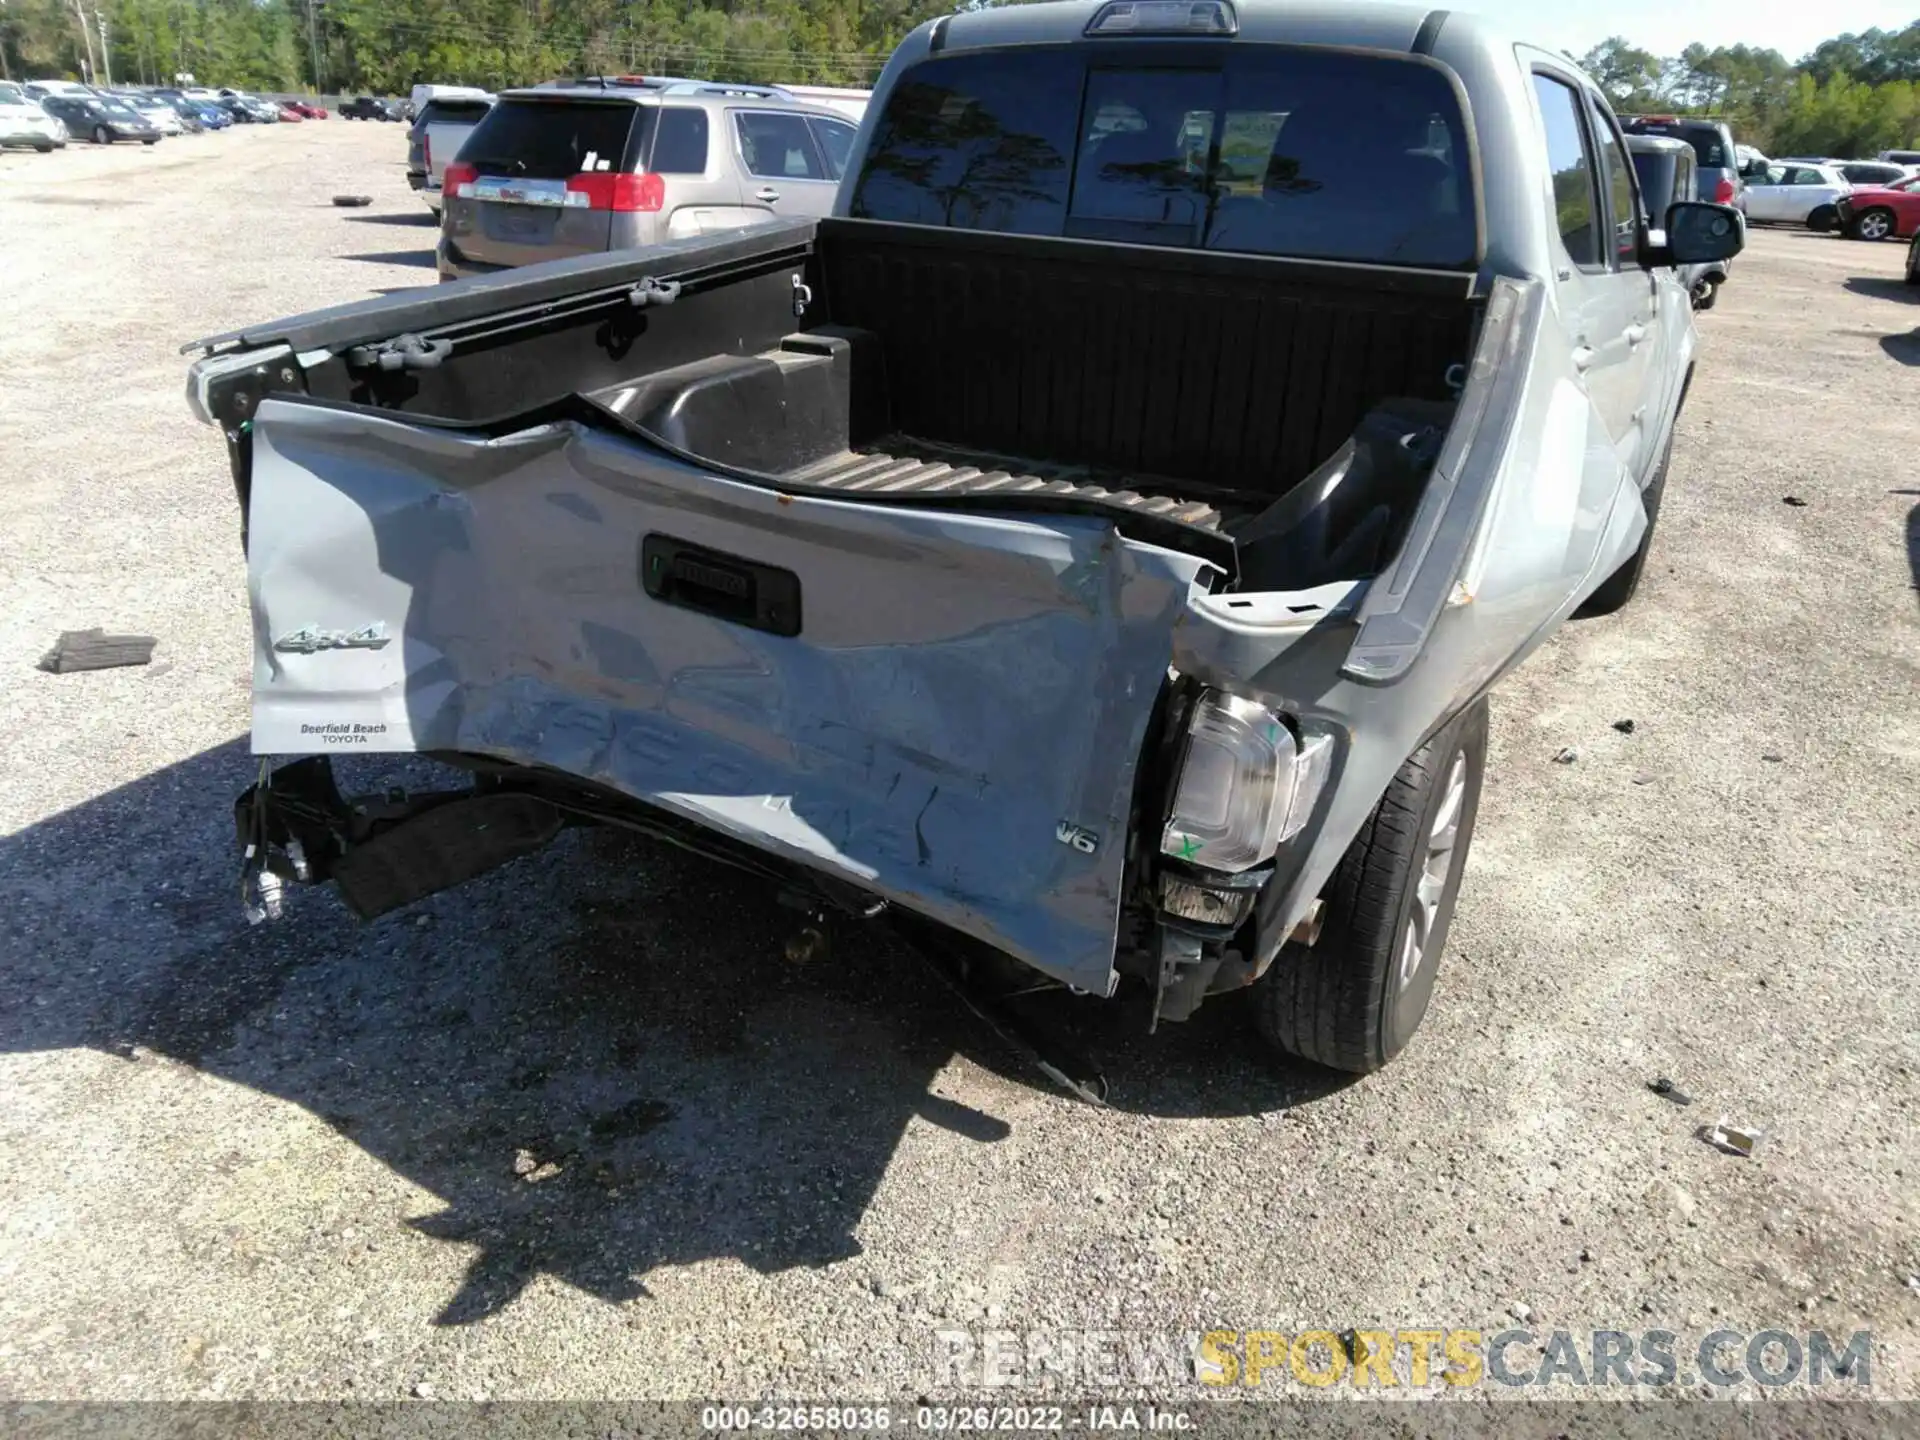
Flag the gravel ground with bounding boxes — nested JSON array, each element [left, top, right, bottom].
[[0, 123, 1917, 1407]]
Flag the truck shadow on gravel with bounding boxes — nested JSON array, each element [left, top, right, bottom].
[[0, 738, 1346, 1325]]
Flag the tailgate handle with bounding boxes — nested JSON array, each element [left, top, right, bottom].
[[641, 534, 802, 637]]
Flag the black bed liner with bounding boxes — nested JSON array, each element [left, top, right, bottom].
[[782, 440, 1227, 532]]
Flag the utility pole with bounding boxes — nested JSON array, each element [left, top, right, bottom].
[[96, 8, 110, 88], [307, 0, 321, 93], [70, 0, 97, 84]]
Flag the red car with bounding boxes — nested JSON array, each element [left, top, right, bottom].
[[275, 104, 305, 123], [1837, 174, 1920, 242], [285, 100, 329, 119]]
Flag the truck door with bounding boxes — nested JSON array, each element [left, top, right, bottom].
[[1527, 69, 1653, 483], [1587, 91, 1665, 482]]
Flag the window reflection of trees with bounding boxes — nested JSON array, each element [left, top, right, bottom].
[[852, 84, 1067, 230]]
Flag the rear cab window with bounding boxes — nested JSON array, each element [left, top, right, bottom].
[[460, 98, 642, 179], [848, 45, 1478, 268]]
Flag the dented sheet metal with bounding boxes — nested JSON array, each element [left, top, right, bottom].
[[246, 400, 1215, 994]]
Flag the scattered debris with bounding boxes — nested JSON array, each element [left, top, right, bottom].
[[1761, 753, 1785, 764], [1553, 747, 1579, 765], [1633, 772, 1658, 786], [1580, 1248, 1594, 1264], [1781, 496, 1808, 507], [332, 194, 373, 207], [37, 628, 157, 674], [1905, 1275, 1920, 1293], [411, 1381, 435, 1400], [1699, 1119, 1763, 1159], [1508, 1302, 1533, 1324], [1612, 719, 1637, 734], [1648, 1076, 1694, 1107], [511, 1147, 563, 1183]]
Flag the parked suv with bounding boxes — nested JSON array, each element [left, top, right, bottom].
[[1628, 134, 1732, 309], [437, 80, 861, 279], [1624, 115, 1743, 209]]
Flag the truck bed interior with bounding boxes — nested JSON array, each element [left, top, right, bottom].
[[289, 218, 1483, 588]]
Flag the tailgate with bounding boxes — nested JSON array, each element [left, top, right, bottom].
[[245, 400, 1215, 993]]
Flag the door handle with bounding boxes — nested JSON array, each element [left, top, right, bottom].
[[1571, 345, 1596, 371], [755, 186, 780, 204], [1624, 324, 1648, 347]]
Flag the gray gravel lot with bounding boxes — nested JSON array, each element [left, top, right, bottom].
[[0, 123, 1917, 1406]]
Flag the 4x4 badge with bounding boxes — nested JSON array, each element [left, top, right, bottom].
[[273, 623, 391, 655]]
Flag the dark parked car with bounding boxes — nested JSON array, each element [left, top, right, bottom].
[[40, 94, 159, 145], [1624, 115, 1744, 210], [340, 95, 400, 121], [1628, 134, 1733, 309]]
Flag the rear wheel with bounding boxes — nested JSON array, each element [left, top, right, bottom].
[[1907, 234, 1920, 285], [32, 140, 52, 153], [1806, 204, 1838, 233], [1252, 697, 1489, 1074], [1849, 207, 1895, 242], [92, 125, 111, 145]]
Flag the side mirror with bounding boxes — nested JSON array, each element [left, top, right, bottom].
[[1656, 201, 1745, 266]]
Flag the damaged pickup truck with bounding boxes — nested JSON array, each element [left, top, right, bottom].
[[185, 0, 1742, 1086]]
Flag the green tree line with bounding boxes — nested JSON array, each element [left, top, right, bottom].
[[1580, 23, 1920, 156], [0, 0, 955, 93]]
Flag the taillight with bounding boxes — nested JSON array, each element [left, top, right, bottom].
[[442, 161, 477, 199], [1714, 177, 1736, 204], [563, 171, 666, 212]]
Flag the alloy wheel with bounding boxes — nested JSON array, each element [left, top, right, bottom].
[[1397, 749, 1467, 993]]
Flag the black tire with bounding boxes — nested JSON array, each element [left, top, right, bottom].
[[32, 140, 52, 153], [1907, 236, 1920, 285], [1575, 423, 1673, 619], [1252, 696, 1489, 1074], [1693, 277, 1720, 311], [1848, 207, 1896, 242], [92, 125, 111, 145], [1807, 205, 1837, 233], [141, 137, 158, 146]]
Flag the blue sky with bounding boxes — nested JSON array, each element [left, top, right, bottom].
[[1464, 0, 1918, 63]]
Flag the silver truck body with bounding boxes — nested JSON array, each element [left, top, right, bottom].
[[187, 0, 1741, 1067]]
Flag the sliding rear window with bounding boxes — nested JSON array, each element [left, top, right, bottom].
[[461, 99, 642, 179], [849, 46, 1477, 268]]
